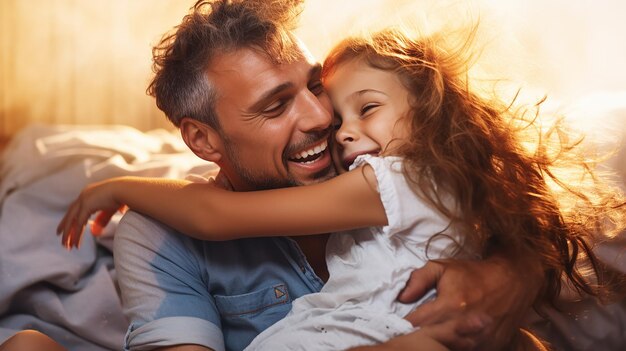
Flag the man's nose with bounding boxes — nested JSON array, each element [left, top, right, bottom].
[[296, 91, 332, 132]]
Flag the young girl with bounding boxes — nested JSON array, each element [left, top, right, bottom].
[[58, 28, 624, 350]]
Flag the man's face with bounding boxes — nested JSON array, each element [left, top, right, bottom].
[[209, 47, 336, 190]]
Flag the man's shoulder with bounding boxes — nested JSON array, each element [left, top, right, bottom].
[[116, 210, 179, 244], [114, 210, 200, 261], [115, 210, 281, 250], [119, 210, 168, 232]]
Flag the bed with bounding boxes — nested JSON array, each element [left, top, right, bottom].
[[2, 0, 626, 346], [0, 92, 624, 350]]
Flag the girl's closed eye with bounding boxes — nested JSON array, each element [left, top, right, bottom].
[[360, 103, 380, 117], [309, 80, 325, 96]]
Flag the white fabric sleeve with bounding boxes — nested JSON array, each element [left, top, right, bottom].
[[351, 155, 404, 237], [351, 155, 458, 257]]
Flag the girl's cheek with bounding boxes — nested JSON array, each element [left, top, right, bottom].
[[330, 134, 348, 174]]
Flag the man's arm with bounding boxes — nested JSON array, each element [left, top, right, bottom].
[[115, 212, 225, 351], [398, 253, 544, 351]]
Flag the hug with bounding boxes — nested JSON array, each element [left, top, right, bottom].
[[1, 0, 625, 350]]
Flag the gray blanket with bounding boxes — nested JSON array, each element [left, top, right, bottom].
[[0, 124, 216, 350]]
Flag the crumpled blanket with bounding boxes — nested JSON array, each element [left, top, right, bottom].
[[0, 124, 217, 350]]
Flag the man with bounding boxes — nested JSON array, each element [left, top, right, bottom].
[[113, 0, 542, 350]]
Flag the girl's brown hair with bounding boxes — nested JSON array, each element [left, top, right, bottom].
[[322, 28, 625, 305]]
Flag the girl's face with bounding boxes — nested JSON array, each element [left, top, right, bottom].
[[324, 58, 411, 171]]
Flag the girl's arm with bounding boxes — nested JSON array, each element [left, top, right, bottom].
[[58, 165, 387, 248]]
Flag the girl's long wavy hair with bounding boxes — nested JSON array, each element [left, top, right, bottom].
[[322, 28, 626, 304]]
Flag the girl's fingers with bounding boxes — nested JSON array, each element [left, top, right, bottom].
[[92, 208, 119, 236], [62, 222, 74, 249], [56, 215, 64, 235], [70, 208, 92, 248], [70, 222, 86, 249], [76, 223, 86, 248], [63, 215, 76, 247], [70, 220, 82, 248], [58, 194, 125, 249], [57, 201, 76, 235], [62, 203, 84, 249], [69, 220, 80, 248], [60, 201, 78, 238]]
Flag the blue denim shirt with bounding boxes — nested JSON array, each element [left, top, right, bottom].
[[114, 211, 325, 351]]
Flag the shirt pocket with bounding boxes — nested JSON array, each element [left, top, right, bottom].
[[214, 283, 291, 318]]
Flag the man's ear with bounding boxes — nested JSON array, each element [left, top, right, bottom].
[[179, 117, 223, 163]]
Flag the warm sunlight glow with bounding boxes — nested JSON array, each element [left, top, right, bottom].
[[1, 0, 624, 139]]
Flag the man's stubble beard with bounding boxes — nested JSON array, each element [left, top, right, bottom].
[[222, 137, 337, 191]]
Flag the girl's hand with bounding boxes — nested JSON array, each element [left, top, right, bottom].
[[56, 180, 126, 249]]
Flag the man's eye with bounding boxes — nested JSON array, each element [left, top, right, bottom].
[[309, 81, 325, 95], [263, 100, 287, 117]]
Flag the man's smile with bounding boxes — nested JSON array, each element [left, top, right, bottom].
[[286, 139, 332, 174], [288, 140, 328, 164]]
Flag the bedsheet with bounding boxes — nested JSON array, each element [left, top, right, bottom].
[[0, 124, 217, 350]]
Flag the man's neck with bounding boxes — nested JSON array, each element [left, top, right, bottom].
[[290, 234, 330, 283]]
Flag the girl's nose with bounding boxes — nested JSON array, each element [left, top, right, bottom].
[[335, 120, 358, 145]]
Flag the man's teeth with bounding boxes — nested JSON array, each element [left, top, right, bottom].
[[292, 141, 328, 160]]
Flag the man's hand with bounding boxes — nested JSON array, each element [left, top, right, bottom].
[[348, 315, 490, 351], [349, 330, 449, 351], [400, 255, 543, 351]]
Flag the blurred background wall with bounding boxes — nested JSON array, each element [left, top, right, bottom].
[[1, 0, 625, 141]]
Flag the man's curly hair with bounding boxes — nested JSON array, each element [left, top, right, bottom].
[[148, 0, 305, 129]]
